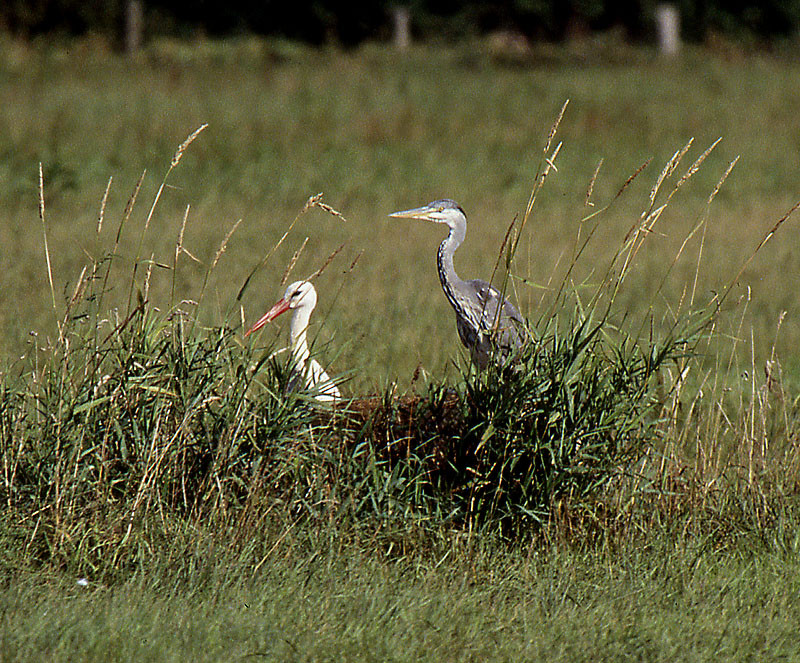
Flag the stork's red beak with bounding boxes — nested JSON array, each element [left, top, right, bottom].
[[244, 297, 291, 338]]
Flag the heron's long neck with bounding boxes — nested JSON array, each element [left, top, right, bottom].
[[288, 306, 312, 366], [437, 220, 468, 310]]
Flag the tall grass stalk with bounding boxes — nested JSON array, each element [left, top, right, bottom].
[[37, 163, 56, 316]]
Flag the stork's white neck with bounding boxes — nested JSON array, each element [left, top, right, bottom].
[[288, 304, 313, 366]]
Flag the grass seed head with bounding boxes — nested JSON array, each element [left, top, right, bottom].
[[171, 123, 208, 168]]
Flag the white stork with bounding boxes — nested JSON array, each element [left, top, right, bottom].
[[245, 280, 340, 402]]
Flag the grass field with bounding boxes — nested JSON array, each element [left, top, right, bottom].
[[2, 37, 800, 389], [2, 36, 800, 660], [5, 542, 800, 662]]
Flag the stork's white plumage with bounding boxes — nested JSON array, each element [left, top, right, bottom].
[[245, 280, 340, 402]]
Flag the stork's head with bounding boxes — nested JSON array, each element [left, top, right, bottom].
[[244, 280, 317, 337], [389, 199, 466, 229], [281, 280, 317, 312]]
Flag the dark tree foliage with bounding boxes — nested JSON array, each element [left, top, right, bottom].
[[0, 0, 125, 39], [144, 0, 390, 44], [0, 0, 798, 45]]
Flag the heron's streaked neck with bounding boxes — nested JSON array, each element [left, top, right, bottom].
[[437, 218, 468, 296], [288, 306, 312, 366]]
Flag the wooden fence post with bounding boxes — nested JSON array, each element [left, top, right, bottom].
[[392, 6, 410, 51], [656, 4, 680, 56], [126, 0, 143, 55]]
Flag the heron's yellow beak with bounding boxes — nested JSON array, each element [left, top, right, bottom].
[[388, 205, 437, 221]]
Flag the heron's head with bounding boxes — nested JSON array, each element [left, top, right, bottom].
[[389, 199, 466, 229], [244, 280, 317, 337]]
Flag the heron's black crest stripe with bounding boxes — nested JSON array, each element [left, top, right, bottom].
[[427, 198, 466, 218]]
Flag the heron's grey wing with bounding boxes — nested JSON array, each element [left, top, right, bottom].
[[455, 313, 482, 359], [467, 279, 525, 350]]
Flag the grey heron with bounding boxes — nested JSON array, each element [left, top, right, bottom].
[[389, 199, 524, 369], [245, 280, 341, 402]]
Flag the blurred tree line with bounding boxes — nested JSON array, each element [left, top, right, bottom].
[[0, 0, 798, 46]]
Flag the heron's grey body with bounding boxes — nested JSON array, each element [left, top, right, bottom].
[[390, 199, 524, 368]]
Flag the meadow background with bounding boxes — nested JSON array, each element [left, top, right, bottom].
[[2, 39, 800, 391], [2, 31, 800, 660]]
